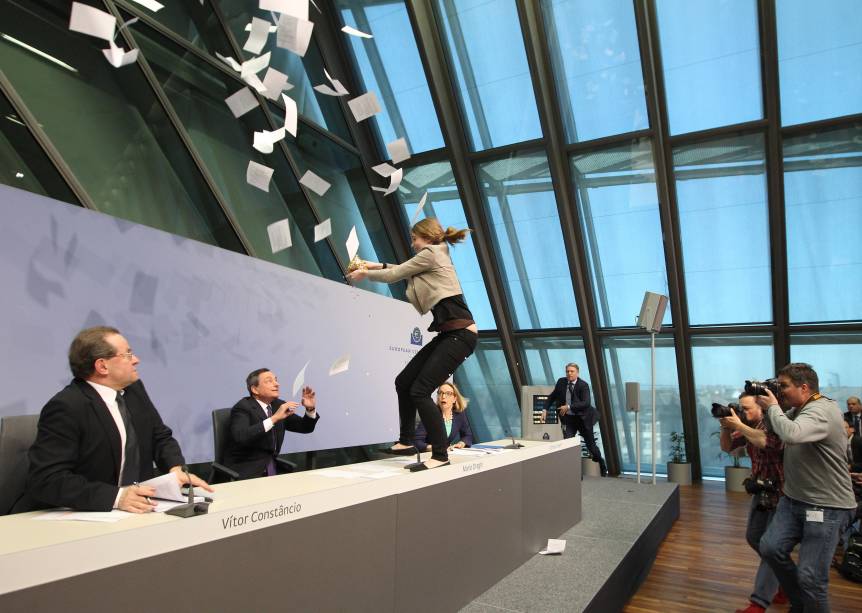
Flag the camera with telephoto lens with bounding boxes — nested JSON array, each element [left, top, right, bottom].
[[744, 378, 781, 397], [711, 402, 743, 420], [743, 476, 779, 512]]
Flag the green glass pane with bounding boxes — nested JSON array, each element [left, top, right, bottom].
[[133, 21, 342, 280], [0, 0, 244, 252], [117, 0, 235, 57]]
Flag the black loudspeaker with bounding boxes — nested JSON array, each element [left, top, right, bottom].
[[637, 292, 668, 333], [625, 382, 640, 412]]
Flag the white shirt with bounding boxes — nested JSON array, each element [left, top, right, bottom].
[[255, 398, 315, 432], [86, 381, 127, 509]]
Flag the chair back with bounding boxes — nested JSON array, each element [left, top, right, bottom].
[[211, 409, 233, 464], [0, 414, 39, 515]]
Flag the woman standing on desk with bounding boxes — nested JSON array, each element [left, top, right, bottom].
[[347, 218, 478, 471]]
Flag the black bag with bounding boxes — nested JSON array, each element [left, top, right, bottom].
[[839, 532, 862, 583]]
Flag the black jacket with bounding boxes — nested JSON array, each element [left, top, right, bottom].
[[544, 377, 596, 425]]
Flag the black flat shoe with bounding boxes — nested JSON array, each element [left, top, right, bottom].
[[406, 459, 450, 472], [384, 445, 417, 456]]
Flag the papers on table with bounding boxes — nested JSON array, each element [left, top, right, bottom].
[[253, 127, 286, 154], [276, 14, 314, 57], [261, 67, 292, 100], [329, 353, 350, 376], [299, 170, 331, 197], [34, 510, 131, 523], [410, 192, 428, 224], [266, 218, 293, 253], [128, 0, 164, 11], [292, 360, 310, 397], [69, 2, 116, 42], [314, 218, 332, 242], [372, 162, 397, 178], [372, 167, 403, 196], [341, 25, 373, 39], [345, 226, 359, 260], [347, 92, 381, 123], [283, 93, 298, 136], [225, 87, 259, 118], [243, 17, 272, 54], [448, 447, 491, 457], [386, 138, 410, 164], [539, 538, 566, 555], [139, 472, 185, 503], [247, 160, 275, 192]]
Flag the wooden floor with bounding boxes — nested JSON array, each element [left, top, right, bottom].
[[623, 480, 862, 612]]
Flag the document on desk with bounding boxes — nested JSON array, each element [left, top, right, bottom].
[[448, 448, 490, 457], [33, 510, 131, 523], [138, 473, 214, 505]]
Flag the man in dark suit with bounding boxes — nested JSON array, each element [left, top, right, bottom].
[[18, 326, 211, 513], [223, 368, 320, 479], [845, 397, 862, 442], [544, 363, 607, 476]]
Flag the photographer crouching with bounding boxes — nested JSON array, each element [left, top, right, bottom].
[[715, 390, 786, 613], [755, 363, 856, 612]]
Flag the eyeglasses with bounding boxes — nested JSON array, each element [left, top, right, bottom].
[[438, 390, 456, 397], [110, 351, 135, 361]]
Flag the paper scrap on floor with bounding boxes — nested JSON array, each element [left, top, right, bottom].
[[539, 538, 566, 555]]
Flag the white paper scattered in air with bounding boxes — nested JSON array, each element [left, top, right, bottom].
[[410, 192, 428, 224], [243, 17, 271, 54], [347, 92, 381, 123], [261, 0, 308, 20], [247, 160, 275, 192], [386, 137, 410, 164], [372, 167, 403, 196], [128, 0, 164, 12], [371, 162, 397, 178], [216, 52, 242, 72], [261, 67, 290, 100], [282, 93, 298, 137], [276, 14, 314, 57], [102, 41, 139, 68], [267, 218, 293, 253], [245, 22, 278, 33], [299, 170, 331, 196], [329, 354, 350, 376], [314, 218, 332, 242], [240, 51, 271, 78], [225, 87, 259, 118], [292, 360, 310, 397], [341, 25, 373, 39], [69, 2, 116, 42], [315, 69, 349, 96], [253, 127, 286, 154], [243, 73, 267, 94], [346, 226, 359, 261]]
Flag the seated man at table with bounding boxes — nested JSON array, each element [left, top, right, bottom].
[[223, 368, 320, 479], [16, 326, 212, 514]]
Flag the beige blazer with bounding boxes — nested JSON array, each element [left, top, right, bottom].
[[365, 243, 463, 314]]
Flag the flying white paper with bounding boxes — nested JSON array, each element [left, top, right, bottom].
[[260, 0, 308, 20], [128, 0, 164, 11], [282, 93, 298, 137], [371, 162, 397, 178], [292, 360, 310, 397], [372, 167, 403, 196], [69, 2, 116, 42], [314, 69, 349, 96], [102, 41, 139, 68], [247, 160, 274, 192], [266, 218, 293, 253], [243, 72, 268, 94], [314, 218, 332, 242], [410, 192, 428, 224], [245, 22, 278, 33], [276, 14, 314, 57], [341, 25, 373, 39], [386, 137, 410, 164], [216, 52, 242, 72], [347, 92, 381, 123], [261, 67, 290, 100], [253, 127, 286, 154], [243, 17, 271, 54], [299, 170, 331, 196], [345, 226, 359, 261], [240, 51, 271, 78], [225, 87, 259, 118], [329, 354, 350, 376]]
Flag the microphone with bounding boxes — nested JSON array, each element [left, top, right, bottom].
[[504, 429, 524, 449], [166, 465, 210, 518]]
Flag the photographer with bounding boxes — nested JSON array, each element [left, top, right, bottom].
[[755, 363, 856, 612], [718, 393, 786, 613]]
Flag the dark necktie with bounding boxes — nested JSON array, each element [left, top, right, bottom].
[[116, 392, 140, 486], [568, 383, 575, 405], [264, 404, 277, 477]]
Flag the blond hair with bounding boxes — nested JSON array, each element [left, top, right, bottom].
[[437, 382, 469, 413], [412, 217, 471, 245]]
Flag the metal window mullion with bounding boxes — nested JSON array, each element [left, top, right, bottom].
[[637, 0, 701, 479], [407, 0, 524, 393], [518, 0, 621, 474]]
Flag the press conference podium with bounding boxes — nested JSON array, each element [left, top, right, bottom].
[[0, 438, 582, 613]]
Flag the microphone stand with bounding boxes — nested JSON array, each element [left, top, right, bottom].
[[166, 465, 210, 518], [503, 430, 523, 449]]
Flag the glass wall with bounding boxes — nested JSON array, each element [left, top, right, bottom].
[[790, 333, 862, 406], [674, 133, 771, 325], [572, 139, 670, 328], [784, 125, 862, 323], [690, 335, 774, 478], [656, 0, 762, 135], [478, 152, 579, 330]]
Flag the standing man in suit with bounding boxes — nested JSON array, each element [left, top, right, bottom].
[[544, 363, 607, 476], [19, 326, 212, 513], [223, 368, 320, 479], [845, 396, 862, 437]]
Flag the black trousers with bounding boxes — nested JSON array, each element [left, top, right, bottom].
[[563, 413, 607, 475], [395, 328, 477, 461]]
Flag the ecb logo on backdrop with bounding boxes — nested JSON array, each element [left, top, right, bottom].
[[410, 327, 423, 346]]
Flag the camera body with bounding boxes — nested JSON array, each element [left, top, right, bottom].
[[745, 378, 781, 397], [743, 476, 779, 512], [711, 401, 742, 420]]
